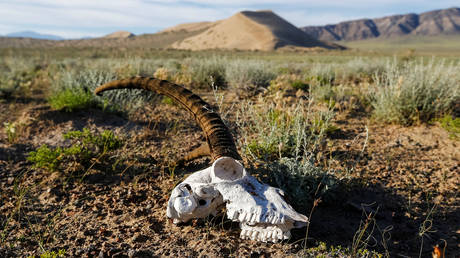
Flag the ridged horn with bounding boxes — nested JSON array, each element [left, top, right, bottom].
[[94, 77, 241, 161]]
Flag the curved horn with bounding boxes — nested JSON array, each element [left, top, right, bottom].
[[94, 77, 241, 161]]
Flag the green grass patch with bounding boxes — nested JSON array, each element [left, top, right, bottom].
[[48, 88, 95, 112], [290, 80, 309, 91], [28, 128, 122, 173], [439, 115, 460, 139]]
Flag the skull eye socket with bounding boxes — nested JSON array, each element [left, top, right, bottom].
[[198, 199, 207, 206]]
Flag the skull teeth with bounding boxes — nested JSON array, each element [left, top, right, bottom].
[[227, 208, 288, 226], [239, 224, 290, 243]]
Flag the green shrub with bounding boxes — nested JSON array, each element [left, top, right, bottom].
[[48, 88, 95, 112], [48, 69, 157, 113], [439, 115, 460, 139], [290, 80, 309, 91], [370, 59, 459, 125], [48, 70, 115, 112], [28, 145, 62, 171], [63, 128, 122, 153], [28, 128, 122, 173]]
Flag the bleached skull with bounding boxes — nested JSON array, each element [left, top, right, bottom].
[[167, 157, 308, 242], [93, 77, 308, 243]]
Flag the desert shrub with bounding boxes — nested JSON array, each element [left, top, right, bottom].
[[49, 70, 157, 113], [339, 57, 387, 81], [48, 87, 95, 112], [28, 145, 62, 171], [28, 128, 122, 173], [48, 70, 115, 111], [370, 59, 460, 125], [0, 58, 38, 99], [306, 63, 335, 86], [252, 157, 340, 212], [236, 98, 335, 161], [187, 57, 227, 88], [310, 84, 336, 105], [225, 59, 276, 90]]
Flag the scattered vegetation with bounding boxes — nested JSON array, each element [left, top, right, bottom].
[[48, 70, 114, 112], [36, 249, 66, 258], [28, 128, 122, 174], [1, 47, 458, 256], [298, 241, 383, 258], [0, 58, 38, 99]]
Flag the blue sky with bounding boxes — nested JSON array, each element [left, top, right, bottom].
[[1, 0, 458, 38]]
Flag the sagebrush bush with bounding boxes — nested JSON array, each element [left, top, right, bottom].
[[0, 58, 38, 99], [225, 59, 276, 90], [236, 98, 335, 161], [187, 57, 227, 88], [370, 59, 460, 125], [253, 157, 340, 212]]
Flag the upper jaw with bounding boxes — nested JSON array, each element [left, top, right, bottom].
[[166, 157, 308, 242]]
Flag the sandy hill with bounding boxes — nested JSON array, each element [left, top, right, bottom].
[[172, 10, 342, 51], [160, 21, 213, 33], [103, 31, 135, 39], [302, 7, 460, 41]]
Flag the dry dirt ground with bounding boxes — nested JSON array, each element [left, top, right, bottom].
[[0, 93, 458, 257]]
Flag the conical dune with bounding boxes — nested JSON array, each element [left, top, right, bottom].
[[172, 10, 342, 51]]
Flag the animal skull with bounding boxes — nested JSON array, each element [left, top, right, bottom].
[[94, 77, 308, 243], [167, 157, 308, 242]]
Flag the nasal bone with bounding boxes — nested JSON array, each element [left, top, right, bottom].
[[174, 197, 197, 215]]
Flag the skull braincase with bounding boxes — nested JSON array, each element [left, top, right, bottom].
[[167, 157, 308, 242]]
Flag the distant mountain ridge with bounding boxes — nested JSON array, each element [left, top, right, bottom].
[[301, 7, 460, 41], [5, 31, 64, 40]]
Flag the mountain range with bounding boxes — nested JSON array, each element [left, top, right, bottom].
[[301, 7, 460, 41], [4, 31, 64, 40], [1, 7, 459, 50]]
